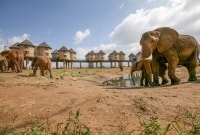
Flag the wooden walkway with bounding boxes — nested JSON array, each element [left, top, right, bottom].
[[51, 59, 134, 69]]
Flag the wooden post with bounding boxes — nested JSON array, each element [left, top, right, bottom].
[[26, 57, 29, 69], [71, 62, 73, 69], [80, 62, 82, 68], [56, 61, 58, 69]]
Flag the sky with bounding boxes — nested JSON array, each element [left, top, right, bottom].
[[0, 0, 200, 60]]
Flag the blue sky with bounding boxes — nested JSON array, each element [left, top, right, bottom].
[[0, 0, 200, 59]]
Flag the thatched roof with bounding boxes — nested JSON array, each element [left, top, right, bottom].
[[119, 51, 125, 55], [9, 42, 20, 49], [69, 48, 76, 54], [52, 49, 59, 54], [108, 50, 117, 56], [98, 50, 105, 54], [58, 46, 68, 51], [128, 53, 136, 57], [89, 50, 95, 54], [38, 42, 52, 49], [19, 39, 35, 46]]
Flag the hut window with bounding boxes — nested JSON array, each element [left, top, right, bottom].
[[64, 55, 67, 58], [24, 45, 28, 48], [45, 53, 49, 56]]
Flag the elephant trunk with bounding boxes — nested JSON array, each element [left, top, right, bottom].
[[143, 59, 154, 86]]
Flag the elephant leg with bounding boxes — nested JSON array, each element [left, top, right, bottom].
[[13, 60, 20, 73], [159, 63, 169, 85], [168, 60, 180, 85], [152, 58, 160, 86], [185, 64, 197, 81], [48, 69, 53, 79], [143, 71, 149, 86], [140, 70, 145, 86], [187, 51, 197, 81], [40, 68, 45, 76], [33, 66, 38, 76]]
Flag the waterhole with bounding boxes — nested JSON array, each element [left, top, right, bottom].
[[102, 71, 162, 87]]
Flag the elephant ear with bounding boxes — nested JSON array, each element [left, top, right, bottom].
[[154, 27, 179, 53]]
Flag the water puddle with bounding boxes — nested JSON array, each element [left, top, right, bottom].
[[102, 71, 162, 88]]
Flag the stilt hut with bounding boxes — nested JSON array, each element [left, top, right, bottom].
[[119, 51, 125, 69], [51, 49, 59, 68], [69, 48, 76, 68], [58, 46, 71, 68], [129, 53, 137, 62], [36, 42, 52, 57], [17, 39, 36, 69], [85, 50, 95, 68], [108, 50, 118, 68], [96, 50, 105, 68]]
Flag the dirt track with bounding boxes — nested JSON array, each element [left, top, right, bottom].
[[0, 67, 200, 134]]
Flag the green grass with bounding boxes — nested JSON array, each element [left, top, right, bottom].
[[1, 108, 199, 135]]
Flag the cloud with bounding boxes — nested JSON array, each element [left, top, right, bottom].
[[107, 0, 200, 56], [8, 33, 30, 45], [75, 0, 200, 60], [74, 29, 91, 44], [0, 33, 30, 51]]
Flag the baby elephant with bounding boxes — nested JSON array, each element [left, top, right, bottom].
[[130, 59, 168, 86], [31, 56, 53, 78]]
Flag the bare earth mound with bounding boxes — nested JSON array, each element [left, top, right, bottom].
[[0, 66, 200, 134]]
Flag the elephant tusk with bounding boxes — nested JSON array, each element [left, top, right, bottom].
[[142, 54, 152, 61]]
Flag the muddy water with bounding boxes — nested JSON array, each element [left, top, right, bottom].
[[102, 71, 162, 87], [103, 72, 143, 87]]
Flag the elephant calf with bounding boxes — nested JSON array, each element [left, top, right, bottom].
[[130, 59, 168, 86], [31, 56, 53, 78]]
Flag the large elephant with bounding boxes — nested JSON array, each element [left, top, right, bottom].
[[1, 49, 24, 73], [31, 56, 53, 78], [130, 59, 168, 86], [140, 27, 199, 85], [0, 55, 8, 72]]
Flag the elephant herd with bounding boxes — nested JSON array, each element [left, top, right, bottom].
[[0, 27, 199, 86], [131, 27, 200, 86], [0, 50, 53, 78]]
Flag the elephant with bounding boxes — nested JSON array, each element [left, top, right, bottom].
[[0, 55, 8, 72], [31, 56, 53, 78], [130, 58, 168, 86], [1, 49, 24, 73], [140, 27, 199, 85]]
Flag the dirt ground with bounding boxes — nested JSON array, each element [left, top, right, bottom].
[[0, 66, 200, 134]]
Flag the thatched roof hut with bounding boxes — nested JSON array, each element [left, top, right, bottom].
[[108, 50, 118, 60], [69, 48, 76, 60], [18, 39, 35, 58], [129, 53, 137, 61], [119, 51, 125, 60], [85, 50, 95, 61], [52, 49, 59, 60], [36, 42, 52, 57], [58, 46, 71, 60]]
